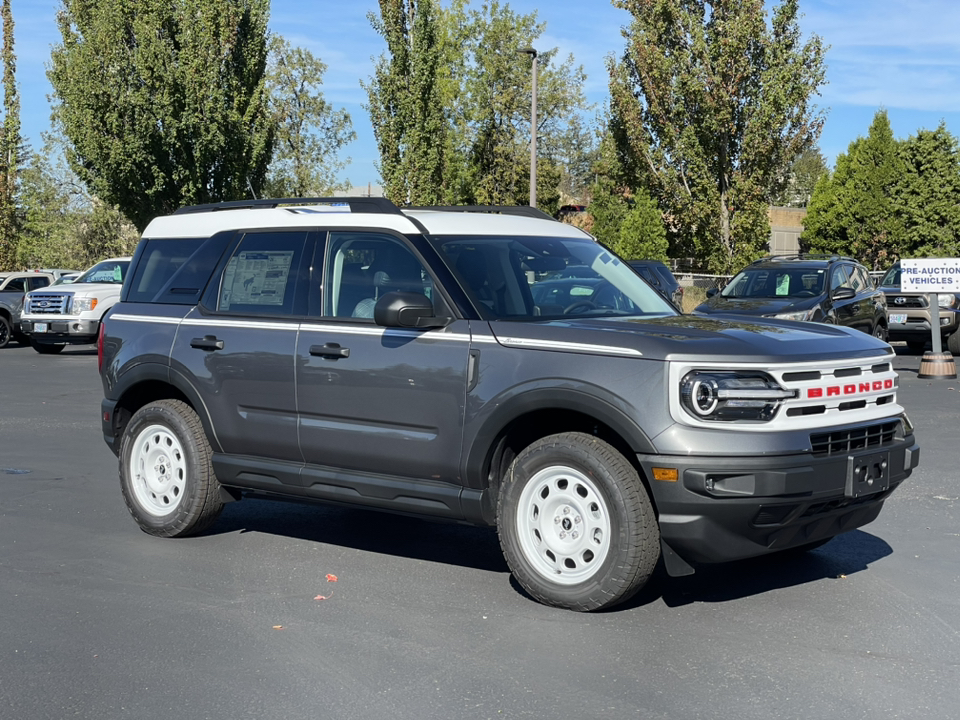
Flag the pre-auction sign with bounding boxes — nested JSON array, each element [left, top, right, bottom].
[[900, 258, 960, 293]]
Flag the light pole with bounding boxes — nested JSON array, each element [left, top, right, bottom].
[[518, 47, 538, 208]]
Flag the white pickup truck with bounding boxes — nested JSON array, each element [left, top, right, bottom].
[[20, 258, 131, 354]]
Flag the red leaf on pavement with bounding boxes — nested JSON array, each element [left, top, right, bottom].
[[326, 574, 338, 582], [314, 593, 333, 601]]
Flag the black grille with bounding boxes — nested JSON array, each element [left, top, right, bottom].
[[888, 295, 925, 308], [810, 421, 899, 457]]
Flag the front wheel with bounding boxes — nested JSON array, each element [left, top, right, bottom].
[[497, 432, 660, 611], [0, 316, 10, 349], [947, 331, 960, 356], [873, 323, 887, 342], [119, 399, 223, 537]]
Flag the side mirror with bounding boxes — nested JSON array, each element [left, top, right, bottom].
[[831, 286, 856, 301], [706, 287, 718, 298], [374, 292, 451, 329]]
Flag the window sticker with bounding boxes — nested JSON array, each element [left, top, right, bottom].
[[221, 251, 294, 309], [776, 274, 790, 296]]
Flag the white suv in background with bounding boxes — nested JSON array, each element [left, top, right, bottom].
[[20, 258, 131, 354]]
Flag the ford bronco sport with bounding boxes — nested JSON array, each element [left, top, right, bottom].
[[99, 198, 919, 611]]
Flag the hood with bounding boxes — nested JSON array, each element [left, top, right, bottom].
[[693, 294, 819, 317], [488, 314, 890, 364]]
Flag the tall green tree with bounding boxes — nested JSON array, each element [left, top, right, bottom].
[[365, 0, 451, 205], [49, 0, 274, 231], [265, 36, 355, 197], [0, 0, 19, 270], [896, 123, 960, 258], [803, 110, 905, 269], [609, 0, 826, 272]]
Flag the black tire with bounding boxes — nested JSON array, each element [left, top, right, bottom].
[[119, 399, 223, 537], [906, 339, 927, 354], [0, 316, 10, 349], [31, 340, 65, 354], [873, 322, 887, 343], [947, 331, 960, 356], [497, 432, 660, 612]]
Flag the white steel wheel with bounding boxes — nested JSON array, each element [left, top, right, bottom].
[[498, 432, 660, 612], [119, 399, 223, 538], [515, 465, 611, 585], [128, 424, 188, 516]]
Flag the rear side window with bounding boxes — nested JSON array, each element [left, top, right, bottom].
[[127, 236, 231, 304], [1, 278, 25, 293], [216, 231, 308, 316]]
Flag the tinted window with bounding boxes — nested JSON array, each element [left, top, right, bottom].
[[1, 278, 25, 293], [27, 277, 51, 291], [830, 265, 850, 291], [216, 232, 307, 316], [722, 268, 825, 298], [127, 236, 231, 304], [321, 233, 432, 319]]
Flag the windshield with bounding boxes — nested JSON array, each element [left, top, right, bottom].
[[437, 235, 676, 320], [721, 267, 825, 299], [74, 260, 130, 285], [880, 266, 901, 287]]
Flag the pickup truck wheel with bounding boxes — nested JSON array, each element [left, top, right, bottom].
[[119, 399, 223, 537], [0, 316, 10, 348], [497, 432, 659, 611], [31, 340, 65, 354], [947, 331, 960, 356]]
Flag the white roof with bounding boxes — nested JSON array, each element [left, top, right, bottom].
[[142, 204, 592, 241]]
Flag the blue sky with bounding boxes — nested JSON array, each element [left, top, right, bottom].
[[13, 0, 960, 189]]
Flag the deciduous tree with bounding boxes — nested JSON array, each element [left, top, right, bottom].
[[0, 0, 19, 269], [609, 0, 826, 272], [49, 0, 274, 231], [265, 36, 355, 197]]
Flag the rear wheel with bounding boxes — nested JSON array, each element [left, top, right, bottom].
[[31, 340, 65, 354], [497, 432, 660, 611], [119, 399, 223, 537]]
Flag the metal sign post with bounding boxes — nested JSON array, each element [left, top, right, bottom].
[[901, 258, 959, 379]]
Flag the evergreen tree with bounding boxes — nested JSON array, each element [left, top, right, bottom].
[[49, 0, 274, 231], [896, 123, 960, 258], [609, 0, 826, 272]]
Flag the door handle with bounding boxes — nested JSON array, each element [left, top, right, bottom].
[[310, 343, 350, 359], [190, 335, 224, 351]]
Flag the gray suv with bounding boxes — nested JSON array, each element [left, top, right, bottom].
[[99, 198, 919, 611]]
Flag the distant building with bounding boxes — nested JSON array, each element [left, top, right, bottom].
[[334, 184, 384, 198], [768, 206, 807, 256]]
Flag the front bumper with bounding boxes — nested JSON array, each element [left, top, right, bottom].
[[886, 310, 958, 341], [638, 435, 919, 566], [20, 317, 100, 344]]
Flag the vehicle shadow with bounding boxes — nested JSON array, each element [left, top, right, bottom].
[[620, 528, 893, 611], [212, 497, 892, 609], [214, 497, 509, 573]]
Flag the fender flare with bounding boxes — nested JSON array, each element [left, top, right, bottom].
[[463, 385, 657, 489], [112, 362, 222, 453]]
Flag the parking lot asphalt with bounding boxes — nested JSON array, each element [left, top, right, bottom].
[[0, 340, 958, 720]]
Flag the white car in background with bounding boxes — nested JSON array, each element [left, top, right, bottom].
[[19, 258, 131, 354]]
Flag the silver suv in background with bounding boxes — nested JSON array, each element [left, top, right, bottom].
[[878, 262, 960, 354], [0, 272, 55, 348]]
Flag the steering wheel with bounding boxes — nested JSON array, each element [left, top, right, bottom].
[[564, 300, 598, 314]]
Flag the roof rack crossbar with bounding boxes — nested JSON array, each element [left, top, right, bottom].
[[405, 205, 556, 222], [173, 197, 404, 216]]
